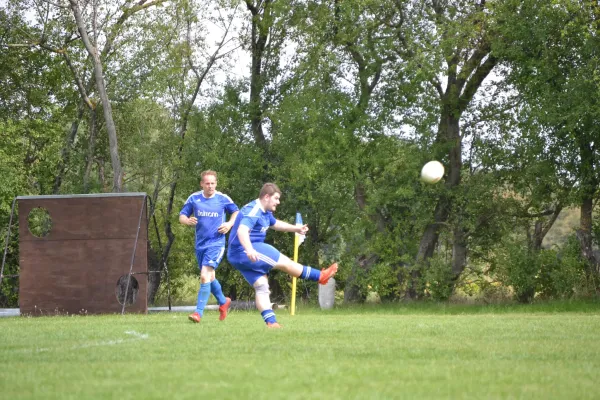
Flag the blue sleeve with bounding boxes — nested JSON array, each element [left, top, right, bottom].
[[268, 212, 276, 226], [241, 215, 258, 229], [224, 198, 239, 214], [180, 198, 193, 217]]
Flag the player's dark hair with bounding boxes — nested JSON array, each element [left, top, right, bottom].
[[259, 183, 281, 199], [201, 170, 218, 181]]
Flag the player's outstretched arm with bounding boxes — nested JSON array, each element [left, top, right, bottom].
[[218, 211, 239, 234], [272, 220, 308, 234], [179, 214, 197, 226]]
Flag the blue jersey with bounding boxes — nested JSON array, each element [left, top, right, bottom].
[[228, 199, 277, 253], [180, 191, 239, 250]]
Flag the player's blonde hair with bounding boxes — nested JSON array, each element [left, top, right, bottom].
[[200, 170, 218, 182], [259, 183, 281, 199]]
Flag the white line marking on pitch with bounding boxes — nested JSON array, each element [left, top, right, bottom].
[[11, 331, 150, 354], [124, 330, 149, 339]]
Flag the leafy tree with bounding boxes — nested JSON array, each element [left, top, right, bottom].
[[496, 0, 600, 278], [134, 0, 243, 301]]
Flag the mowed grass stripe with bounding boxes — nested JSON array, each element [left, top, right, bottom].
[[0, 305, 599, 399]]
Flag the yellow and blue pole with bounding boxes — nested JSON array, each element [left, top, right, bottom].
[[290, 213, 303, 316]]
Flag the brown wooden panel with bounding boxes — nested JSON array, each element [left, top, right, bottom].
[[18, 195, 148, 242], [18, 194, 148, 315]]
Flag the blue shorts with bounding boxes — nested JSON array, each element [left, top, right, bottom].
[[195, 246, 225, 269], [227, 242, 281, 285]]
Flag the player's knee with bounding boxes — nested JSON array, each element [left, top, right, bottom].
[[253, 276, 270, 296], [200, 272, 211, 283], [200, 266, 214, 283]]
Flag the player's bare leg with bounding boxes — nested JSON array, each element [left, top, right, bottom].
[[274, 254, 338, 284], [253, 275, 280, 328], [273, 254, 303, 277]]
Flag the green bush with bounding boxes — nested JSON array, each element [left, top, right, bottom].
[[495, 235, 592, 303], [555, 235, 597, 297], [422, 255, 455, 301], [480, 282, 513, 303], [367, 262, 402, 300], [0, 232, 19, 308], [154, 274, 200, 306], [537, 242, 586, 299], [452, 262, 513, 304], [494, 241, 538, 303]]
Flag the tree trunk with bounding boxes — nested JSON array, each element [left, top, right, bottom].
[[147, 243, 161, 305], [69, 0, 123, 192], [576, 138, 599, 275], [83, 107, 97, 193], [578, 198, 598, 274], [343, 267, 363, 303], [343, 182, 384, 302], [160, 180, 178, 280], [245, 0, 270, 149], [409, 111, 461, 299], [53, 103, 85, 194], [452, 225, 467, 277], [97, 158, 107, 190], [529, 221, 544, 252], [344, 183, 368, 302], [268, 275, 285, 303], [409, 2, 498, 299], [92, 60, 122, 192], [146, 174, 165, 305], [55, 1, 161, 193], [343, 254, 378, 303], [527, 206, 562, 252]]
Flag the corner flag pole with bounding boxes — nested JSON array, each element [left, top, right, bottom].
[[291, 213, 304, 316]]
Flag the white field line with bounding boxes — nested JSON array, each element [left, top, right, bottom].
[[10, 331, 149, 354], [124, 330, 149, 339]]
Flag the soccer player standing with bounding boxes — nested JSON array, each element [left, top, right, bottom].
[[179, 170, 239, 323], [227, 183, 338, 328]]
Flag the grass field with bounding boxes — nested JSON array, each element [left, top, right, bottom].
[[1, 301, 600, 399]]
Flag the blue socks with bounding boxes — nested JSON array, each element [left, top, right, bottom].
[[197, 279, 228, 316], [210, 279, 227, 305], [196, 282, 211, 316], [300, 266, 321, 281], [261, 309, 277, 324]]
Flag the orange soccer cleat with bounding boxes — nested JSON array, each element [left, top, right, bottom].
[[318, 262, 338, 285], [267, 322, 282, 329], [219, 297, 231, 321], [188, 312, 201, 323]]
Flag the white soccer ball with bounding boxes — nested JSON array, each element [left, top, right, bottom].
[[421, 161, 445, 184]]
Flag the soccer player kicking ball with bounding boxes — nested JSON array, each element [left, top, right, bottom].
[[180, 170, 239, 323], [227, 183, 338, 328]]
